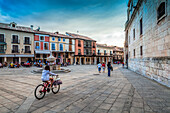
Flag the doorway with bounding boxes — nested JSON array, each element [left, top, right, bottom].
[[13, 57, 19, 63]]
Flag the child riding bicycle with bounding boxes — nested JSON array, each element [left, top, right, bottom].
[[41, 65, 58, 88]]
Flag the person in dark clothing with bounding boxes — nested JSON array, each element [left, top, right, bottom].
[[107, 62, 112, 77]]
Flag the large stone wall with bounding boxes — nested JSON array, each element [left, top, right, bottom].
[[129, 57, 170, 87], [126, 0, 170, 87]]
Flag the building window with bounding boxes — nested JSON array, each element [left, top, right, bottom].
[[58, 53, 61, 58], [59, 43, 63, 51], [58, 38, 61, 41], [104, 50, 107, 55], [40, 36, 44, 41], [24, 37, 30, 44], [78, 49, 81, 55], [0, 34, 5, 42], [12, 35, 19, 43], [44, 43, 48, 50], [12, 45, 19, 53], [78, 40, 81, 47], [93, 50, 95, 55], [25, 46, 31, 53], [52, 37, 55, 41], [93, 42, 95, 48], [110, 51, 112, 55], [63, 38, 65, 42], [140, 46, 143, 56], [52, 43, 55, 50], [134, 49, 135, 58], [98, 50, 100, 55], [12, 24, 15, 27], [133, 29, 135, 40], [35, 42, 40, 49], [0, 45, 5, 53], [140, 18, 143, 35], [157, 2, 165, 20]]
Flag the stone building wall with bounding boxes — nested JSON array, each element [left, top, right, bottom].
[[126, 0, 170, 87]]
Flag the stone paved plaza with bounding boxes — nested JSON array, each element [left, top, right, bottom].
[[0, 65, 170, 113]]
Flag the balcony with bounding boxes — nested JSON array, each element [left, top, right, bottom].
[[24, 41, 31, 45], [0, 38, 6, 44], [104, 53, 107, 55], [12, 39, 20, 44], [25, 50, 31, 53], [12, 49, 20, 53], [0, 49, 5, 53], [97, 53, 101, 55], [84, 45, 91, 48], [78, 53, 81, 55], [110, 53, 113, 55], [35, 46, 40, 50]]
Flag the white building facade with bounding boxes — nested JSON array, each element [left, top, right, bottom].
[[124, 0, 170, 87]]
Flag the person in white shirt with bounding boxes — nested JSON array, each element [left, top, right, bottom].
[[41, 65, 58, 87], [97, 62, 102, 73]]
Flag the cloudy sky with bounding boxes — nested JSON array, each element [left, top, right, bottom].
[[0, 0, 128, 47]]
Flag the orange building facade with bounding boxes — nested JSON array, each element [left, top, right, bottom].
[[66, 32, 97, 65]]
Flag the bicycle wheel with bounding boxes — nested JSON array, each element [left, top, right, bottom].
[[51, 83, 60, 94], [34, 84, 46, 100]]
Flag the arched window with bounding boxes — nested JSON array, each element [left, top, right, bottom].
[[157, 2, 165, 20]]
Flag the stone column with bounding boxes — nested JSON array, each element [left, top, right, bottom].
[[90, 57, 92, 65], [71, 57, 73, 65], [4, 57, 7, 62], [74, 57, 76, 65], [80, 57, 82, 65], [102, 57, 104, 63], [19, 57, 21, 64], [99, 57, 100, 62], [94, 57, 97, 65]]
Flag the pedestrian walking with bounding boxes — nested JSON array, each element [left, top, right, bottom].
[[122, 62, 124, 68], [107, 62, 112, 77], [102, 62, 105, 73], [97, 62, 102, 73]]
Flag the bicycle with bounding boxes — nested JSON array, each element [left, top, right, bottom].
[[34, 75, 62, 100]]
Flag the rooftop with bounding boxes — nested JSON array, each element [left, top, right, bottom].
[[66, 32, 96, 41], [0, 22, 34, 33]]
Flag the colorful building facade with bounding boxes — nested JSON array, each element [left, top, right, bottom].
[[49, 32, 75, 64], [34, 31, 50, 63], [96, 44, 113, 64], [0, 22, 34, 64], [66, 32, 96, 65]]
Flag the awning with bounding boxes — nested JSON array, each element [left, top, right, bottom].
[[35, 50, 50, 54]]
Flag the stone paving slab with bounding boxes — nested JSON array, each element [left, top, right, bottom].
[[0, 65, 169, 113]]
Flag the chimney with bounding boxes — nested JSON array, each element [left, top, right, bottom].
[[36, 26, 40, 31], [30, 25, 33, 30], [55, 31, 59, 34]]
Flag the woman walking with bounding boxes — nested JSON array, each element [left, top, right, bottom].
[[97, 62, 102, 73], [107, 62, 112, 77], [102, 62, 106, 73]]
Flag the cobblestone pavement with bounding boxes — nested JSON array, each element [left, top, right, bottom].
[[0, 65, 169, 113]]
